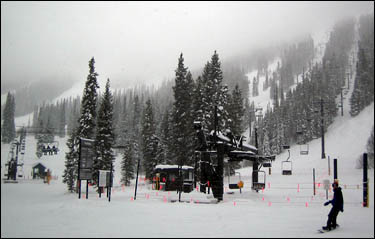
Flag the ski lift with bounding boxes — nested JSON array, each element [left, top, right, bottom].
[[228, 172, 243, 193], [42, 141, 59, 155], [282, 161, 292, 175], [282, 145, 292, 175], [300, 144, 309, 155], [252, 170, 266, 192]]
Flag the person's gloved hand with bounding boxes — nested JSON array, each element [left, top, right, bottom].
[[324, 202, 329, 206]]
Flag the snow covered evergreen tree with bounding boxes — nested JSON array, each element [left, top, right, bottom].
[[227, 84, 245, 136], [120, 138, 135, 186], [350, 47, 374, 116], [58, 99, 66, 138], [141, 98, 158, 179], [93, 79, 115, 186], [63, 57, 99, 192], [160, 106, 175, 165], [366, 126, 374, 168], [62, 129, 79, 192], [1, 92, 16, 144], [172, 53, 196, 166], [196, 51, 229, 133], [131, 94, 142, 172], [77, 57, 100, 139]]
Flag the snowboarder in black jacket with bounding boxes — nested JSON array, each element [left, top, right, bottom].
[[322, 180, 344, 231]]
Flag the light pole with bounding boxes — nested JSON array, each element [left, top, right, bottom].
[[252, 107, 263, 188], [320, 98, 326, 159]]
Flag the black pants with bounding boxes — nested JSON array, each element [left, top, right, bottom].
[[326, 208, 340, 229]]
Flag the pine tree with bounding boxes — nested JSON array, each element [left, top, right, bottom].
[[141, 99, 158, 179], [160, 106, 175, 165], [366, 126, 374, 168], [58, 99, 66, 138], [63, 57, 99, 192], [227, 84, 245, 136], [1, 92, 16, 143], [211, 51, 229, 132], [195, 65, 210, 131], [350, 47, 373, 116], [117, 94, 129, 148], [93, 79, 115, 186], [121, 138, 135, 186], [131, 94, 142, 177], [172, 53, 196, 166], [198, 51, 228, 133], [67, 97, 80, 135], [77, 57, 100, 139], [62, 129, 79, 192]]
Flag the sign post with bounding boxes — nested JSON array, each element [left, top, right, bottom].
[[99, 170, 111, 201], [78, 138, 95, 199]]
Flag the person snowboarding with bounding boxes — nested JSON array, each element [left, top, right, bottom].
[[322, 179, 344, 231]]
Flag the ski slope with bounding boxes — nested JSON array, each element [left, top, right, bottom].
[[1, 101, 374, 238]]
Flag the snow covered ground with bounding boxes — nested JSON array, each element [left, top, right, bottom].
[[1, 99, 374, 237]]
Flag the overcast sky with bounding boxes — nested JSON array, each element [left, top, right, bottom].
[[1, 1, 374, 90]]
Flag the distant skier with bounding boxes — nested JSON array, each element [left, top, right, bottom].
[[322, 179, 344, 231]]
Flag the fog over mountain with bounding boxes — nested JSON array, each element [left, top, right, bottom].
[[1, 1, 373, 93]]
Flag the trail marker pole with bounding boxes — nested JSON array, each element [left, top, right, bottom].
[[333, 158, 338, 181], [363, 153, 369, 208], [313, 168, 316, 196], [134, 157, 140, 200]]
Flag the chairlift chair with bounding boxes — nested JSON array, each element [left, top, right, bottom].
[[18, 166, 24, 178], [281, 145, 292, 175], [296, 129, 303, 135], [300, 144, 309, 155], [252, 170, 266, 192], [281, 161, 292, 175], [228, 172, 243, 192], [51, 141, 59, 154]]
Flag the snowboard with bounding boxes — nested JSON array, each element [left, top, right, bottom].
[[318, 224, 339, 233]]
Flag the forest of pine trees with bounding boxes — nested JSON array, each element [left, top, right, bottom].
[[350, 13, 374, 116], [1, 92, 16, 143], [255, 16, 360, 156]]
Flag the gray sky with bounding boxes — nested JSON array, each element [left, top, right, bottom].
[[1, 1, 374, 90]]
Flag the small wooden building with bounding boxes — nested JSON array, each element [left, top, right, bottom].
[[32, 163, 47, 179], [152, 165, 194, 192]]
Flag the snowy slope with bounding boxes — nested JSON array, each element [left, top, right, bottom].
[[1, 102, 373, 238]]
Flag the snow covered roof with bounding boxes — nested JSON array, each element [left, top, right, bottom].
[[32, 162, 46, 168], [210, 130, 258, 152]]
